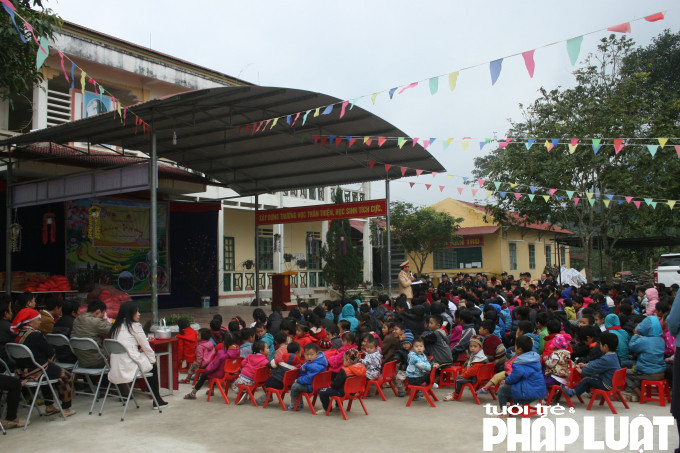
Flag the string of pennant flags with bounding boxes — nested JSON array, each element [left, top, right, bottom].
[[0, 0, 153, 136], [234, 12, 667, 136], [279, 133, 680, 158]]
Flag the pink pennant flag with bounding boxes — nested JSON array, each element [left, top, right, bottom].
[[412, 138, 419, 147], [88, 77, 98, 93], [425, 184, 431, 190], [365, 138, 373, 146], [401, 166, 407, 177], [549, 189, 557, 196], [439, 186, 445, 192], [521, 50, 536, 78], [57, 50, 69, 82], [250, 123, 257, 135], [625, 196, 633, 204], [432, 172, 438, 178], [645, 12, 664, 22], [613, 138, 624, 154], [398, 82, 419, 94], [422, 140, 430, 150], [320, 137, 328, 146], [368, 161, 376, 170], [378, 137, 387, 147], [573, 197, 580, 206], [385, 164, 392, 172], [675, 145, 680, 158], [471, 188, 478, 197], [348, 138, 357, 148], [608, 22, 631, 33], [409, 182, 415, 188], [633, 200, 641, 209], [416, 169, 423, 177], [514, 193, 522, 201], [313, 135, 320, 144], [499, 140, 509, 149], [1, 0, 16, 11], [335, 137, 343, 146], [292, 112, 300, 126], [340, 101, 349, 118], [264, 119, 272, 129], [457, 187, 464, 195], [478, 179, 486, 187], [570, 138, 579, 146]]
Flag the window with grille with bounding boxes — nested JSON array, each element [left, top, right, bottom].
[[224, 237, 235, 271], [545, 245, 552, 267], [509, 243, 517, 270], [529, 244, 536, 269], [433, 247, 483, 270], [258, 227, 273, 270], [560, 246, 566, 266], [306, 232, 322, 270]]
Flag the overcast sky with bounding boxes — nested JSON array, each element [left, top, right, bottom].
[[51, 0, 678, 205]]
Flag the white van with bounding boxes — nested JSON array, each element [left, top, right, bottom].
[[655, 253, 680, 287]]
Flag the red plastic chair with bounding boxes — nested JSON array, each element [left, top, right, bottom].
[[235, 366, 270, 407], [640, 379, 671, 406], [439, 365, 462, 388], [586, 368, 629, 414], [263, 368, 300, 411], [364, 360, 397, 400], [406, 367, 439, 407], [207, 357, 242, 404], [293, 370, 332, 415], [455, 363, 495, 405], [546, 365, 584, 409], [191, 368, 206, 386], [326, 376, 369, 420]]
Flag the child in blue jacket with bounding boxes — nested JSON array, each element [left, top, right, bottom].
[[626, 315, 666, 398], [565, 332, 620, 398], [497, 335, 546, 408], [287, 343, 328, 411]]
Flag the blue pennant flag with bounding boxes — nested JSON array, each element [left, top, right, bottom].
[[529, 186, 537, 193], [490, 58, 503, 85], [499, 191, 507, 199], [389, 88, 398, 99], [322, 105, 333, 115], [525, 139, 536, 150]]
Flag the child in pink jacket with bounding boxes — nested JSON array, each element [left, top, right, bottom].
[[184, 332, 239, 399], [183, 328, 215, 383], [231, 340, 270, 403]]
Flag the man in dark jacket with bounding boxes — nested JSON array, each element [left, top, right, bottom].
[[70, 300, 111, 368], [437, 274, 453, 297]]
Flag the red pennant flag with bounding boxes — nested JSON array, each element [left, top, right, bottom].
[[238, 125, 243, 134], [439, 186, 445, 192], [549, 189, 557, 196], [320, 137, 328, 146], [368, 161, 375, 170], [348, 138, 357, 147], [409, 182, 415, 188], [335, 137, 343, 146], [378, 137, 387, 147], [457, 187, 464, 195], [471, 189, 478, 197], [607, 22, 631, 33], [514, 193, 522, 201], [313, 135, 320, 144], [416, 169, 423, 176], [245, 124, 250, 134], [401, 166, 407, 177], [251, 123, 257, 135], [625, 196, 633, 204], [633, 200, 641, 209], [478, 179, 486, 187], [573, 197, 580, 206], [613, 138, 624, 154], [412, 138, 419, 147], [425, 184, 431, 190], [384, 164, 392, 172], [675, 145, 680, 158], [645, 12, 664, 22], [432, 172, 438, 178], [365, 138, 373, 146]]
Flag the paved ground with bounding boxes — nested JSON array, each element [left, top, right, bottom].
[[2, 378, 677, 452]]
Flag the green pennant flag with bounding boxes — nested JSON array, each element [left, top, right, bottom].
[[647, 144, 659, 157], [443, 138, 453, 149], [566, 36, 584, 66], [494, 181, 502, 190], [300, 134, 306, 143], [302, 110, 312, 126], [429, 77, 439, 95], [644, 198, 653, 206], [566, 190, 575, 199], [397, 137, 407, 149], [588, 198, 595, 206], [36, 36, 50, 70], [528, 194, 535, 202], [651, 201, 657, 209]]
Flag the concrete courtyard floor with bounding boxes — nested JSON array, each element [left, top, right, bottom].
[[2, 380, 677, 453]]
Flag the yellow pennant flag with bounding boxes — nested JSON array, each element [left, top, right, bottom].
[[314, 108, 320, 117], [603, 199, 611, 208], [668, 200, 677, 209], [510, 183, 518, 188], [659, 138, 668, 148], [445, 138, 454, 148], [446, 174, 453, 178], [485, 190, 493, 197], [271, 117, 279, 129], [116, 101, 122, 120], [80, 70, 87, 95], [545, 140, 554, 151], [543, 195, 550, 202], [586, 193, 594, 200], [568, 144, 578, 154], [461, 141, 470, 151], [371, 93, 379, 105], [363, 136, 370, 144], [448, 71, 459, 92]]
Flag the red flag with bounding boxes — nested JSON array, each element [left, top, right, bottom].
[[378, 137, 387, 147], [613, 138, 624, 154], [432, 172, 438, 178], [409, 182, 415, 188], [384, 164, 392, 172], [400, 166, 407, 177], [425, 184, 431, 190], [644, 12, 664, 22], [478, 179, 486, 187], [416, 169, 423, 176], [457, 187, 464, 195], [412, 138, 419, 147], [313, 135, 320, 144], [439, 186, 445, 192], [348, 138, 357, 147], [320, 137, 328, 146], [335, 137, 343, 146], [368, 161, 375, 170], [607, 22, 631, 33], [625, 196, 633, 204]]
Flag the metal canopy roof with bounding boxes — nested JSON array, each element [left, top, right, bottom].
[[0, 86, 445, 196]]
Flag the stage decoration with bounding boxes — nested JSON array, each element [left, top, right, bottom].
[[42, 213, 55, 244], [88, 205, 102, 241], [10, 223, 22, 252]]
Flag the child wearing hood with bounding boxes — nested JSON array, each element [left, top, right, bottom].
[[625, 315, 666, 400], [287, 343, 328, 411], [543, 334, 573, 388], [338, 303, 358, 333], [443, 335, 488, 401], [645, 288, 660, 317], [497, 335, 546, 409], [393, 331, 414, 397], [604, 314, 630, 365], [319, 348, 366, 413]]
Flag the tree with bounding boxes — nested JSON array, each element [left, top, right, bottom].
[[390, 201, 462, 276], [321, 189, 363, 298], [472, 33, 680, 283], [1, 0, 62, 101]]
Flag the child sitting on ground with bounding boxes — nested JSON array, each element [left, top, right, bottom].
[[563, 332, 620, 399], [423, 314, 453, 367], [394, 331, 414, 397], [182, 328, 215, 383], [360, 335, 382, 381], [184, 332, 239, 399], [443, 335, 488, 401], [319, 348, 366, 414], [497, 335, 546, 409], [232, 340, 270, 404], [543, 334, 573, 388], [287, 343, 328, 411], [255, 341, 304, 405], [406, 338, 437, 401]]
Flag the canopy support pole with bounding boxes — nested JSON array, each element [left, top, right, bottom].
[[385, 178, 392, 299], [254, 193, 260, 304], [150, 132, 158, 325], [5, 157, 11, 295]]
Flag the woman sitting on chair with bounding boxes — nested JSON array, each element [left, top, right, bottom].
[[108, 302, 168, 408], [10, 308, 76, 416]]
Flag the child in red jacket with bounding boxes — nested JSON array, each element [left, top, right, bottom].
[[326, 332, 356, 374], [443, 335, 488, 401], [176, 318, 197, 370], [294, 324, 314, 349]]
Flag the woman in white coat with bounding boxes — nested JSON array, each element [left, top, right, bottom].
[[108, 301, 168, 408]]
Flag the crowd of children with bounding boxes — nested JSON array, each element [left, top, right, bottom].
[[175, 274, 679, 418]]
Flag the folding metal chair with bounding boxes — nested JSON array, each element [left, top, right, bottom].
[[70, 337, 120, 415], [0, 358, 11, 433], [45, 334, 76, 370], [5, 343, 67, 430], [99, 339, 162, 421]]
